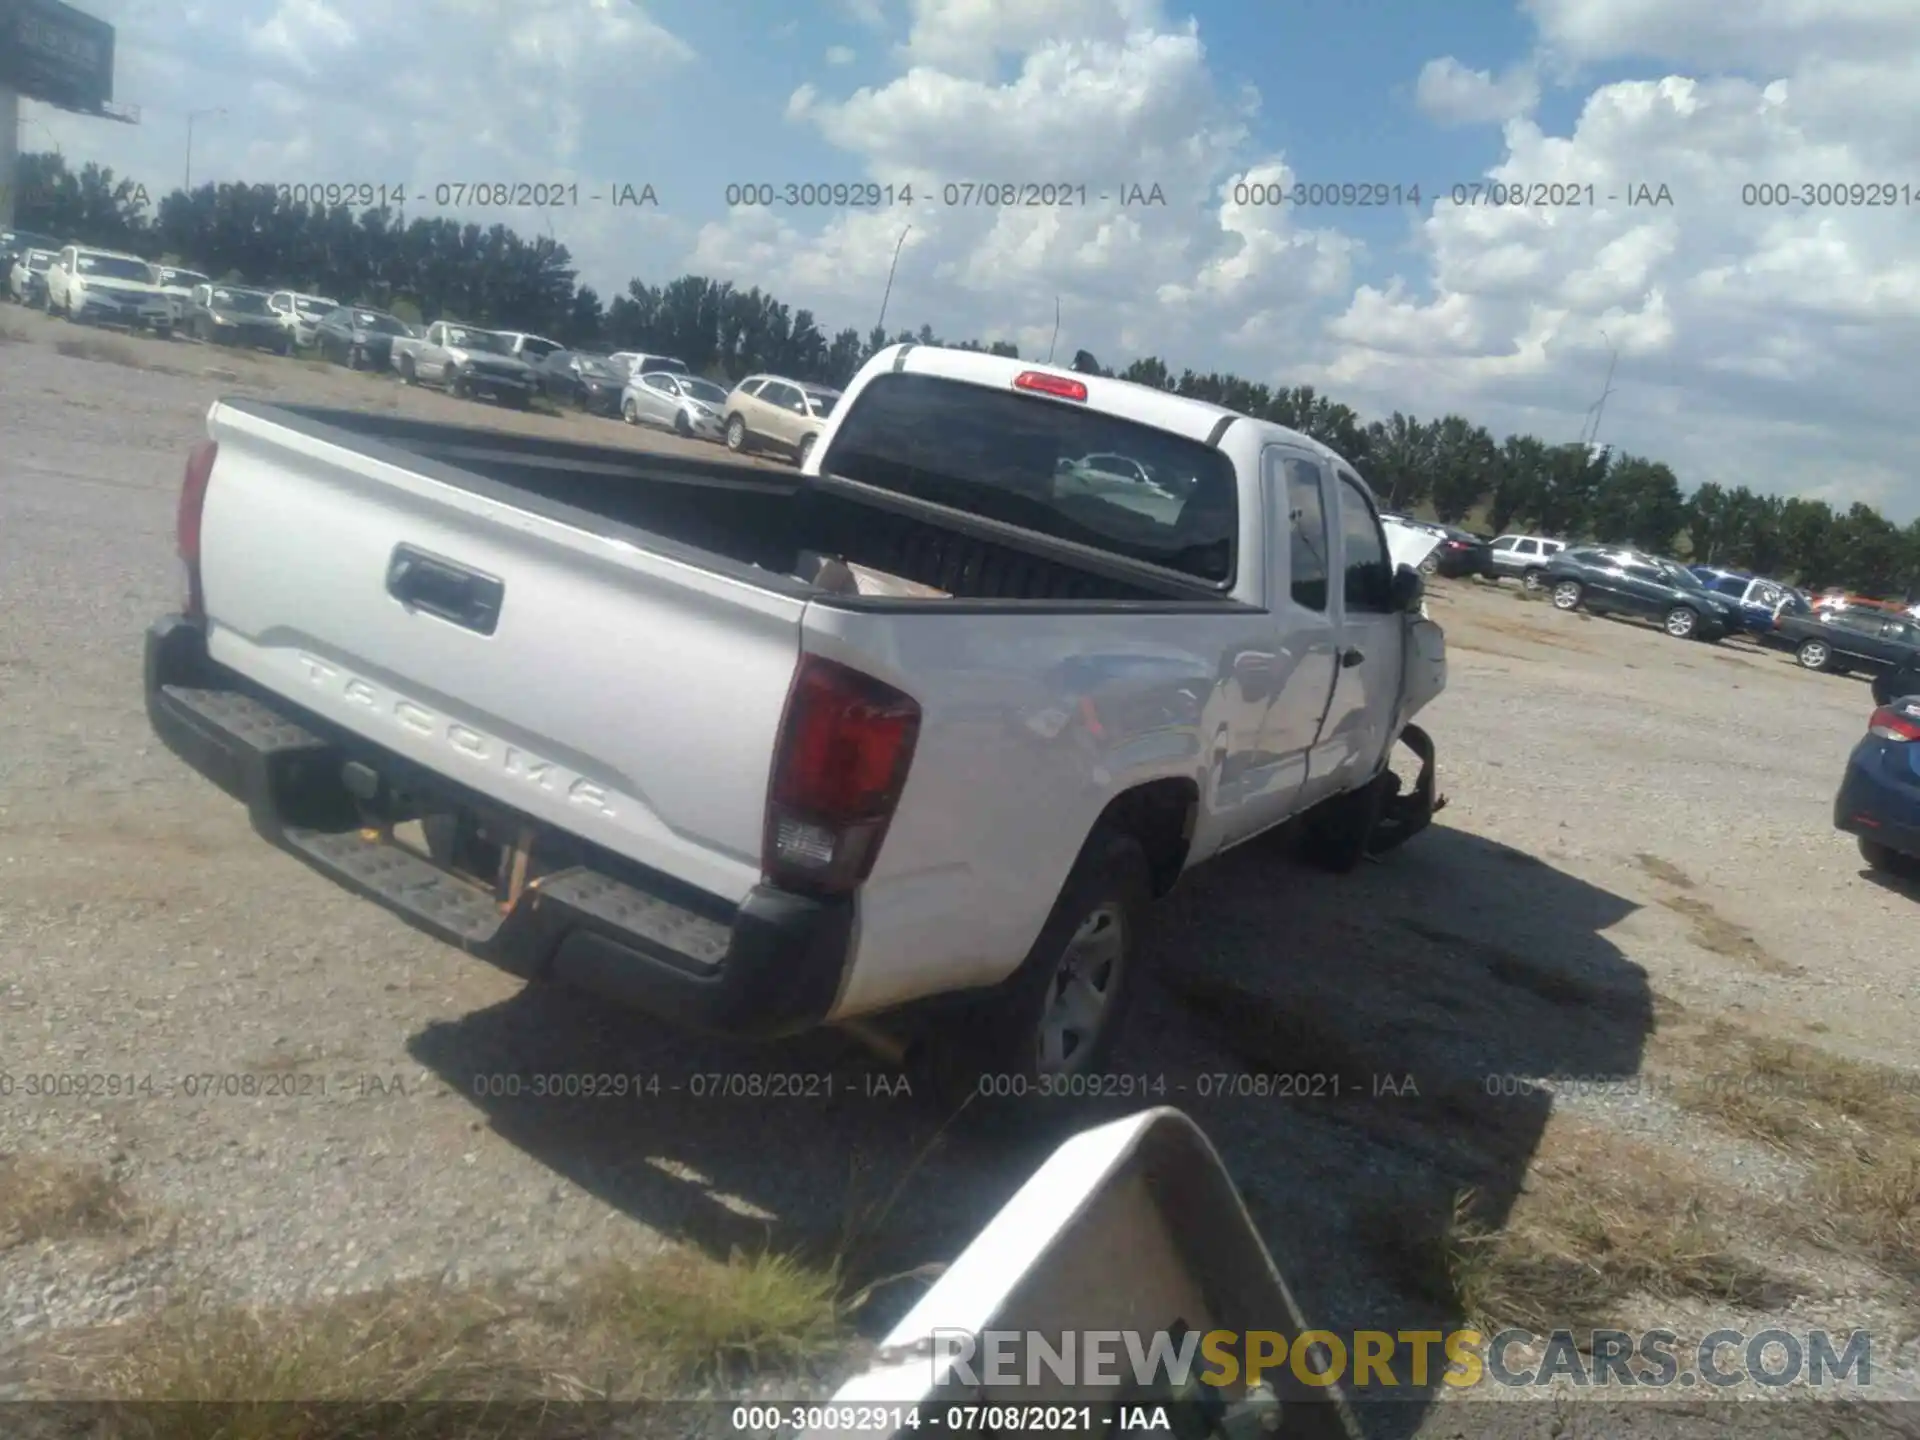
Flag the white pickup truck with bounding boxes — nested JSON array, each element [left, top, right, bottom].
[[144, 345, 1446, 1093]]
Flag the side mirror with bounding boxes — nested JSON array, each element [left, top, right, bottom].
[[813, 1108, 1361, 1439], [1391, 563, 1425, 613]]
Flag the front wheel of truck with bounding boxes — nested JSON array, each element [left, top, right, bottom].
[[923, 826, 1150, 1125]]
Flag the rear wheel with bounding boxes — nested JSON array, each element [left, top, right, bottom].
[[1551, 580, 1584, 611], [1664, 605, 1700, 639], [622, 397, 638, 424], [725, 414, 748, 453], [1797, 638, 1833, 671], [1858, 835, 1920, 880], [797, 433, 817, 469], [398, 356, 416, 385], [1522, 568, 1547, 592], [923, 827, 1149, 1120], [1418, 552, 1440, 577]]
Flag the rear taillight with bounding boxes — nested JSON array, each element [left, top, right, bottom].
[[764, 656, 921, 896], [176, 439, 218, 619], [1868, 706, 1920, 742]]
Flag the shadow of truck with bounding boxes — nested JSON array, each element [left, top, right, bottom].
[[409, 821, 1650, 1439]]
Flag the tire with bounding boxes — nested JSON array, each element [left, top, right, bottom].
[[1858, 835, 1920, 880], [1522, 568, 1546, 592], [1664, 605, 1700, 639], [1418, 552, 1440, 577], [347, 346, 364, 371], [1551, 580, 1584, 611], [797, 433, 816, 469], [725, 414, 748, 453], [1298, 771, 1388, 874], [674, 411, 691, 437], [398, 357, 416, 385], [1797, 638, 1833, 672], [922, 827, 1150, 1119], [622, 398, 638, 425]]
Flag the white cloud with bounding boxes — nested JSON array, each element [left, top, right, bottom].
[[1415, 57, 1540, 125], [25, 0, 1920, 517], [826, 45, 857, 65]]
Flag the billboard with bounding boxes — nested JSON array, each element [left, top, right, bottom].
[[0, 0, 115, 115]]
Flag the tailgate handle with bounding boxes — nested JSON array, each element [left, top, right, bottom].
[[386, 546, 504, 636]]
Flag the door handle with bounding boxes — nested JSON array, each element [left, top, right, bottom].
[[1340, 647, 1364, 668], [386, 545, 505, 636]]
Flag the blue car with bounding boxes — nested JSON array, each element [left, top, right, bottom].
[[1689, 566, 1806, 638], [1834, 694, 1920, 878]]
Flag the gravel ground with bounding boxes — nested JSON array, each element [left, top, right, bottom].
[[3, 310, 1919, 1435]]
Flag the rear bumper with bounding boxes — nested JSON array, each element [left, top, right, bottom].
[[1835, 747, 1920, 859], [144, 615, 852, 1040]]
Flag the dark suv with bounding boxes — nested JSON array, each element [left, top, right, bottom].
[[1543, 547, 1742, 641]]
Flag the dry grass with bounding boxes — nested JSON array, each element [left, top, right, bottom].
[[1633, 853, 1695, 890], [0, 1152, 142, 1249], [31, 1245, 859, 1434], [53, 333, 146, 368], [1666, 1021, 1920, 1282], [1658, 894, 1797, 974], [1368, 1120, 1789, 1337]]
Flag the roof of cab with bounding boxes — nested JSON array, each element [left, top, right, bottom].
[[881, 342, 1337, 461]]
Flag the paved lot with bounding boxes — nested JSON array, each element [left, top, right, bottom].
[[2, 310, 1917, 1432]]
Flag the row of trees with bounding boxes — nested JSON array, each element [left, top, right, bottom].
[[12, 152, 1917, 597]]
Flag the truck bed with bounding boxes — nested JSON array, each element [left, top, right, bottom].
[[189, 401, 1244, 916], [265, 403, 1216, 605]]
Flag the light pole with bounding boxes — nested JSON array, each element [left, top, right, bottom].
[[184, 108, 225, 191], [875, 224, 910, 340]]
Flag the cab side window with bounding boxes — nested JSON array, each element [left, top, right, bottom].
[[1279, 455, 1329, 610], [1336, 474, 1393, 613]]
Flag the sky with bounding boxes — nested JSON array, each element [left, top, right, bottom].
[[16, 0, 1920, 518]]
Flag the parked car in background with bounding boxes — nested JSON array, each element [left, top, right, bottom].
[[607, 351, 689, 380], [1777, 607, 1920, 677], [267, 290, 340, 349], [533, 350, 627, 416], [149, 265, 210, 327], [1544, 546, 1740, 641], [1688, 567, 1805, 637], [0, 229, 60, 271], [1833, 695, 1920, 879], [7, 247, 56, 306], [313, 304, 410, 370], [622, 368, 732, 439], [496, 331, 564, 364], [1489, 533, 1566, 589], [722, 374, 842, 465], [390, 320, 536, 406], [45, 245, 174, 335], [1422, 526, 1496, 579], [189, 284, 290, 353]]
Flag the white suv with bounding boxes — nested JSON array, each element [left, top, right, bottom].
[[268, 290, 340, 349], [46, 246, 174, 335], [1489, 533, 1566, 589], [722, 374, 843, 466]]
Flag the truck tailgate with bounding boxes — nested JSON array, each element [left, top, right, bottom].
[[195, 402, 805, 904]]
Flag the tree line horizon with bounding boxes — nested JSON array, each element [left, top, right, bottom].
[[12, 150, 1915, 599]]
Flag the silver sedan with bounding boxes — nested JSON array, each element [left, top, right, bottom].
[[621, 370, 731, 441]]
